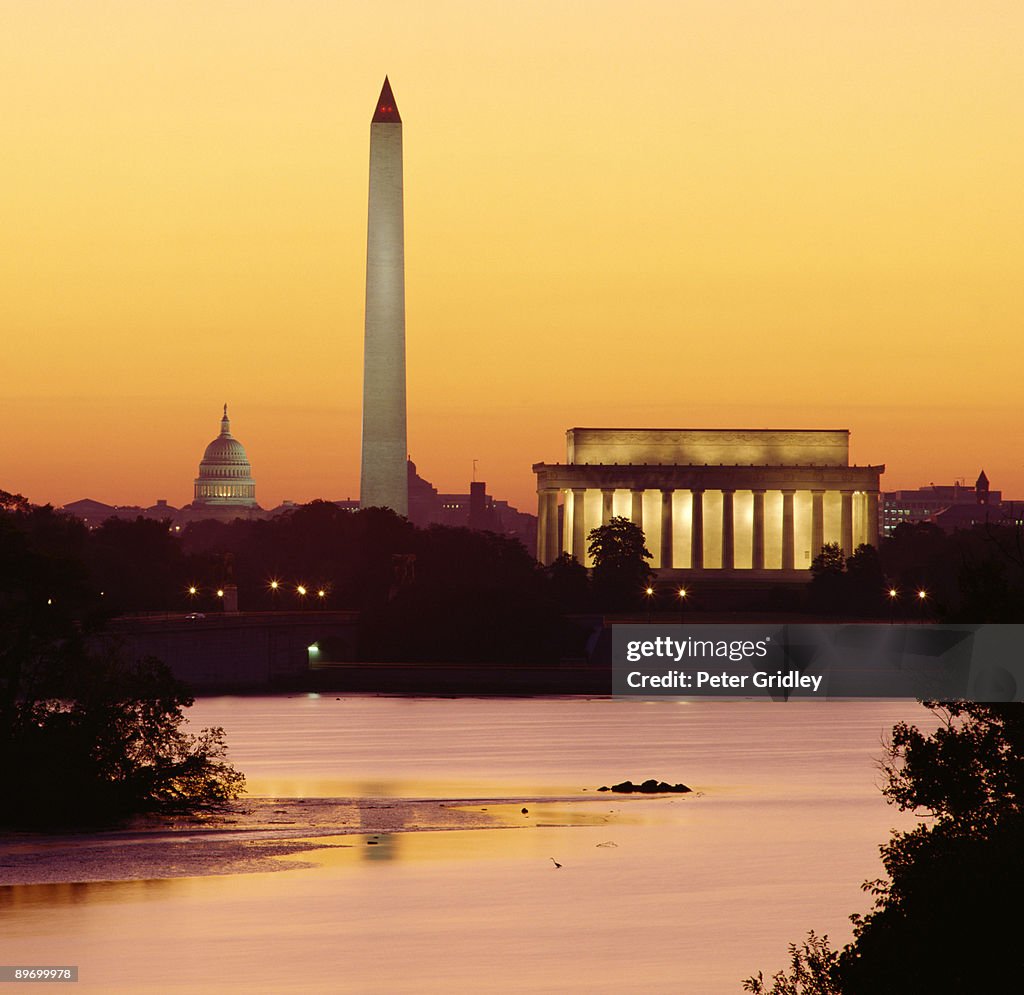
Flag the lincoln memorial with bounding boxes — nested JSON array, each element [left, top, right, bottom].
[[533, 428, 884, 578]]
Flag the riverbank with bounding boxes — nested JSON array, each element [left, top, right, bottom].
[[0, 794, 625, 886]]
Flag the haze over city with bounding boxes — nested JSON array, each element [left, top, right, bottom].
[[4, 2, 1022, 512]]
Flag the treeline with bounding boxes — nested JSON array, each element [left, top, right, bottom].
[[0, 491, 243, 828], [807, 522, 1024, 621], [0, 494, 583, 664]]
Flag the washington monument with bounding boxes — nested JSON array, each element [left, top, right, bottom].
[[359, 77, 408, 516]]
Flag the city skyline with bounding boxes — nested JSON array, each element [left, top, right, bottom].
[[4, 3, 1023, 512]]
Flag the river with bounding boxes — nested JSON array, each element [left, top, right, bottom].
[[1, 696, 934, 993]]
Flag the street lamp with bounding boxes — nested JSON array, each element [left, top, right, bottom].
[[296, 585, 307, 597], [644, 585, 655, 622], [678, 587, 688, 625], [887, 587, 898, 624]]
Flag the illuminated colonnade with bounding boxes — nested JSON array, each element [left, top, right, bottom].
[[534, 428, 884, 576]]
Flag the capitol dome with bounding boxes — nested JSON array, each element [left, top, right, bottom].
[[193, 404, 257, 507]]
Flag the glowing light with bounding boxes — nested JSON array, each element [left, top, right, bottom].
[[645, 587, 654, 596], [889, 588, 898, 599], [216, 589, 224, 598], [308, 643, 319, 654], [678, 588, 688, 599], [297, 585, 307, 596], [918, 589, 927, 600], [317, 589, 326, 598], [269, 580, 279, 590], [188, 586, 197, 595]]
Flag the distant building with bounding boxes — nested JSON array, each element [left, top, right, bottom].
[[882, 471, 1021, 536], [61, 497, 180, 528], [364, 459, 535, 554]]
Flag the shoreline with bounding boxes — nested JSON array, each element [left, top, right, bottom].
[[0, 794, 626, 887]]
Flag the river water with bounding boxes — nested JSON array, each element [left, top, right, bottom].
[[2, 696, 934, 993]]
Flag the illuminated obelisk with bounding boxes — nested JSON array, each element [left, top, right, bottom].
[[359, 76, 408, 516]]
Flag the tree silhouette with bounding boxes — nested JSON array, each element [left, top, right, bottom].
[[0, 496, 244, 828], [587, 516, 653, 610], [748, 701, 1024, 994]]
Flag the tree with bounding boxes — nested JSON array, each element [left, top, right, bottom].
[[546, 552, 591, 611], [808, 543, 846, 615], [587, 516, 653, 610], [6, 652, 245, 827], [747, 701, 1024, 994], [844, 544, 885, 617], [0, 497, 245, 828], [838, 701, 1024, 994], [811, 542, 845, 577], [743, 932, 841, 995]]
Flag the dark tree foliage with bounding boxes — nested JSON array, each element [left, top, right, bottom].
[[811, 542, 846, 577], [7, 653, 244, 827], [546, 552, 592, 612], [0, 494, 244, 828], [587, 516, 653, 610], [808, 543, 890, 618], [839, 701, 1024, 994], [808, 542, 847, 614], [877, 522, 956, 619], [360, 526, 565, 663], [843, 544, 886, 617], [181, 502, 416, 611], [178, 505, 578, 662], [90, 516, 189, 612], [748, 701, 1024, 994], [877, 521, 1024, 623], [743, 932, 841, 994]]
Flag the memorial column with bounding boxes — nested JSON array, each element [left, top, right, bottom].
[[781, 489, 795, 571], [631, 489, 644, 530], [601, 488, 614, 526], [690, 489, 704, 569], [811, 489, 825, 558], [571, 488, 587, 561], [537, 487, 559, 565], [752, 489, 766, 570], [840, 490, 854, 556], [865, 490, 880, 548], [660, 489, 674, 569], [721, 489, 735, 570]]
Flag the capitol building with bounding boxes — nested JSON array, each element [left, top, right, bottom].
[[192, 404, 259, 510], [62, 404, 267, 526]]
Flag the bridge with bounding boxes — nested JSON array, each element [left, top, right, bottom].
[[103, 611, 360, 691]]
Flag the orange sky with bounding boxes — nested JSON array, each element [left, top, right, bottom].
[[4, 2, 1023, 513]]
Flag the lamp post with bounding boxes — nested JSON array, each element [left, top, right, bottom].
[[678, 587, 688, 625], [888, 587, 898, 625], [917, 588, 928, 622], [644, 586, 654, 622]]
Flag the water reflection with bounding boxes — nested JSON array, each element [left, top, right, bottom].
[[0, 877, 177, 913], [1, 698, 936, 994]]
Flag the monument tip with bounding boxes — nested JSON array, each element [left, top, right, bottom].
[[372, 77, 401, 123]]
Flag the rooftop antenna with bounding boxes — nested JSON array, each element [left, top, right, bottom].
[[472, 459, 479, 483]]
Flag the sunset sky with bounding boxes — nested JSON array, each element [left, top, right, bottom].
[[4, 1, 1022, 513]]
